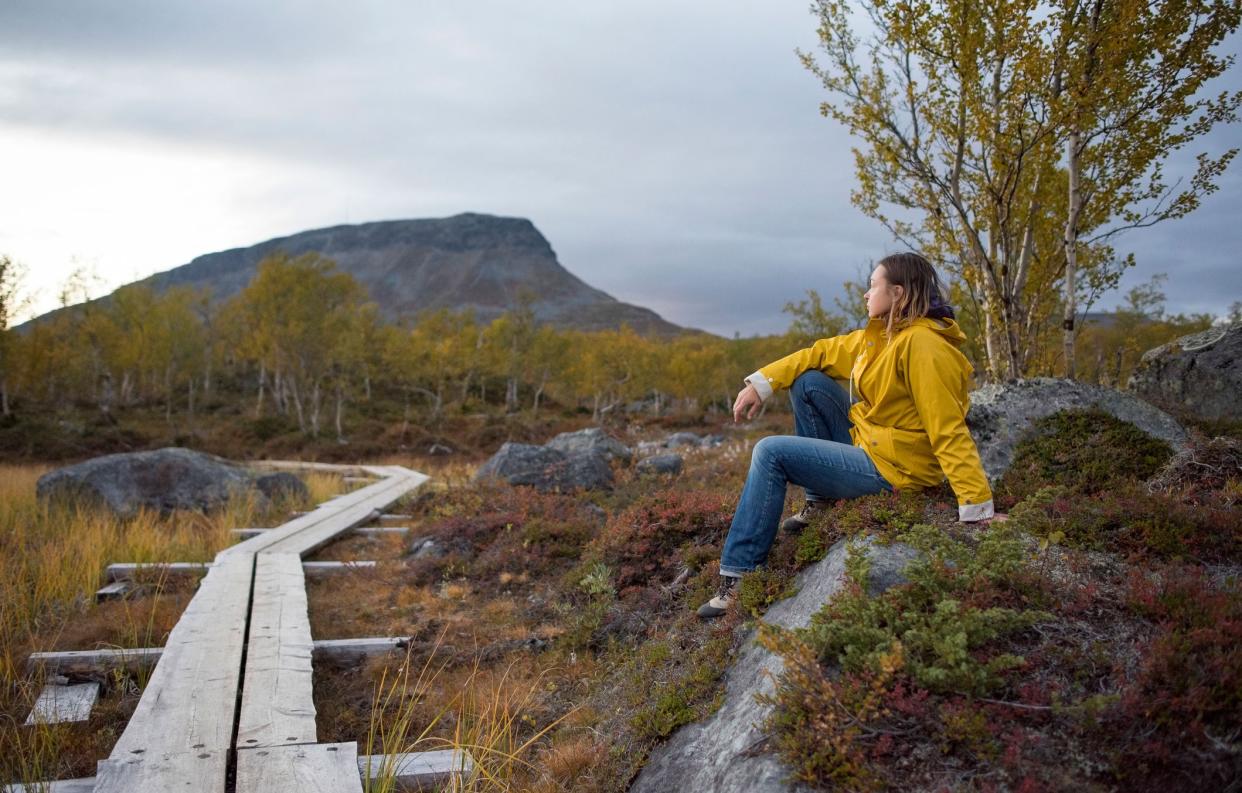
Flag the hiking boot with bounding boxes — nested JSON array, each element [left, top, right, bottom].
[[780, 500, 826, 534], [696, 575, 739, 619]]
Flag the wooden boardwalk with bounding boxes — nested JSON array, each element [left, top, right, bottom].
[[55, 462, 441, 793]]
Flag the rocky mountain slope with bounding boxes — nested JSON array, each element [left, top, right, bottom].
[[31, 213, 696, 337]]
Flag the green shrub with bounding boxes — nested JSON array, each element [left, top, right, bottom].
[[802, 524, 1051, 697]]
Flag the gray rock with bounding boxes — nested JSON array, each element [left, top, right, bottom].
[[408, 537, 445, 559], [635, 454, 684, 476], [700, 433, 726, 448], [966, 378, 1189, 481], [1128, 322, 1242, 422], [473, 442, 614, 492], [630, 537, 918, 793], [546, 427, 633, 464], [36, 447, 259, 519], [665, 432, 702, 448], [636, 440, 666, 455], [253, 472, 309, 502], [583, 503, 608, 524]]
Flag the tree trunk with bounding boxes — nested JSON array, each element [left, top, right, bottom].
[[255, 361, 266, 419], [1063, 131, 1083, 380], [1, 377, 9, 417], [334, 381, 345, 443], [164, 365, 173, 424], [310, 380, 321, 437]]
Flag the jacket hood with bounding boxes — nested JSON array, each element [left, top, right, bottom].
[[914, 316, 968, 347], [867, 316, 969, 348]]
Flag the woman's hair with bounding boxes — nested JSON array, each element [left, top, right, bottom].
[[876, 252, 955, 336]]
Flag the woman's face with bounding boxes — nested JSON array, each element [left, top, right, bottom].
[[865, 265, 901, 318]]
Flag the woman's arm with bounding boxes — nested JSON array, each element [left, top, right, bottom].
[[904, 333, 995, 522], [744, 329, 867, 404]]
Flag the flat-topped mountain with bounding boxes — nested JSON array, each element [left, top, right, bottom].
[[36, 213, 695, 336]]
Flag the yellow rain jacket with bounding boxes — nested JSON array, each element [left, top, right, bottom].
[[745, 316, 994, 521]]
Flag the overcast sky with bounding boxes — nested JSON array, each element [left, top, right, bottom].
[[1, 2, 1239, 337]]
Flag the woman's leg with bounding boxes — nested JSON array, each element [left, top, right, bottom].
[[788, 370, 853, 506], [718, 435, 891, 577]]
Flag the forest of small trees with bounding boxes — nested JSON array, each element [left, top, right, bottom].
[[0, 251, 1229, 444]]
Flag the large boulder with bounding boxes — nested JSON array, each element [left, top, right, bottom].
[[630, 537, 919, 793], [473, 442, 614, 492], [36, 447, 264, 518], [966, 378, 1189, 481], [546, 427, 633, 465], [1128, 323, 1242, 422]]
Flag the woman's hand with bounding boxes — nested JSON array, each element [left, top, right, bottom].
[[733, 383, 762, 423]]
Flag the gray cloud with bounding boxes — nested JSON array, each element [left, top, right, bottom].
[[1, 2, 1238, 337]]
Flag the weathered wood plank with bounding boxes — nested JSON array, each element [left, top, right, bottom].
[[105, 562, 210, 582], [235, 742, 364, 793], [3, 777, 99, 792], [104, 560, 374, 580], [377, 513, 413, 521], [312, 637, 408, 665], [7, 749, 472, 793], [94, 749, 227, 793], [94, 580, 139, 602], [95, 553, 253, 793], [301, 561, 377, 573], [28, 637, 410, 675], [24, 682, 100, 725], [237, 553, 316, 749], [358, 749, 474, 790], [354, 526, 409, 535]]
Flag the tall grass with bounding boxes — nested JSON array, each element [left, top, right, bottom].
[[362, 628, 573, 793]]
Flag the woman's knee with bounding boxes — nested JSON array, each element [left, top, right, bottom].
[[790, 369, 849, 405], [790, 369, 833, 397]]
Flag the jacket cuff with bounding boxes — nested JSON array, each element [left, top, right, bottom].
[[958, 499, 995, 522], [744, 370, 775, 403]]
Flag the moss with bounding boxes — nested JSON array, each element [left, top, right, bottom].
[[998, 408, 1174, 504], [628, 630, 732, 740]]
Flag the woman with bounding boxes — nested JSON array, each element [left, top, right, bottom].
[[698, 252, 1001, 619]]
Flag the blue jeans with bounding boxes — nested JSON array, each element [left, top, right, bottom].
[[719, 370, 893, 577]]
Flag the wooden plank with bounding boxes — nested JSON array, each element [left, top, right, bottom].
[[28, 637, 409, 675], [94, 553, 253, 793], [8, 749, 472, 793], [313, 637, 408, 665], [3, 777, 99, 793], [377, 513, 413, 521], [358, 749, 473, 790], [302, 561, 376, 574], [105, 562, 210, 582], [28, 646, 163, 675], [105, 560, 373, 580], [237, 554, 316, 749], [95, 580, 138, 602], [235, 742, 364, 793], [354, 526, 409, 535], [24, 682, 100, 725], [94, 750, 227, 793]]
